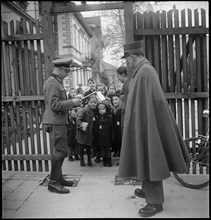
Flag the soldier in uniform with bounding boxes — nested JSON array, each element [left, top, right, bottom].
[[42, 57, 81, 194], [118, 41, 190, 217]]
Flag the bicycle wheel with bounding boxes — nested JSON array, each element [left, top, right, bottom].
[[173, 137, 209, 189]]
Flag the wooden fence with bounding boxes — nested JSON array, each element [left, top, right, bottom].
[[1, 18, 52, 171], [133, 9, 209, 174], [134, 8, 209, 138]]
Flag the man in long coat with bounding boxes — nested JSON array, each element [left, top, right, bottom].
[[118, 41, 190, 217]]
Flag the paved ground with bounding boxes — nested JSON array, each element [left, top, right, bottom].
[[2, 157, 209, 218]]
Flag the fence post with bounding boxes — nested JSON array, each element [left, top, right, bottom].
[[123, 1, 134, 79], [41, 1, 54, 78]]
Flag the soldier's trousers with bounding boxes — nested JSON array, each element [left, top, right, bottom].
[[48, 124, 68, 181]]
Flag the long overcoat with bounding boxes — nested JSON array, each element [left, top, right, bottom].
[[118, 58, 191, 181], [76, 105, 95, 146]]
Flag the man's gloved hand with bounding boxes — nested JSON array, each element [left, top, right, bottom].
[[72, 98, 82, 107]]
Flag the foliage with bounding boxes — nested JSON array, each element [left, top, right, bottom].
[[93, 1, 152, 65]]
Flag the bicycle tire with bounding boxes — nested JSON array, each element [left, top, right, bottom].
[[173, 137, 209, 189]]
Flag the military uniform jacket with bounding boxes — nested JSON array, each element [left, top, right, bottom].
[[118, 58, 191, 181], [42, 75, 74, 125]]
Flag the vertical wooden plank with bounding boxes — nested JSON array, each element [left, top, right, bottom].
[[29, 20, 37, 95], [181, 9, 189, 139], [2, 103, 12, 170], [2, 22, 12, 96], [194, 9, 202, 136], [201, 9, 208, 136], [136, 12, 144, 41], [188, 9, 196, 139], [123, 1, 134, 80], [35, 101, 43, 171], [10, 20, 19, 96], [144, 11, 153, 64], [21, 18, 31, 95], [174, 9, 183, 134], [15, 21, 25, 171], [153, 11, 161, 78], [21, 101, 31, 171], [35, 20, 43, 95], [10, 20, 19, 170], [16, 20, 25, 95], [41, 1, 54, 79], [15, 102, 24, 171], [161, 10, 168, 92], [167, 10, 176, 117], [28, 101, 36, 171]]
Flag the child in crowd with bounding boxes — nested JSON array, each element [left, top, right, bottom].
[[76, 95, 98, 167], [82, 77, 96, 106], [107, 83, 116, 105], [96, 101, 114, 167], [67, 88, 81, 161], [68, 107, 81, 161], [68, 88, 76, 99], [96, 83, 107, 96], [111, 92, 122, 162], [93, 83, 107, 162]]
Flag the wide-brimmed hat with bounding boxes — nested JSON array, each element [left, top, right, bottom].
[[121, 41, 144, 59]]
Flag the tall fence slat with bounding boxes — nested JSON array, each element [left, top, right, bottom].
[[161, 10, 168, 92], [167, 10, 176, 117], [181, 9, 189, 139]]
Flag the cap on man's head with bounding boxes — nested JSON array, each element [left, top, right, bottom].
[[121, 40, 144, 59], [52, 57, 72, 68]]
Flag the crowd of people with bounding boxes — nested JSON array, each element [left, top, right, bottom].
[[66, 74, 128, 168]]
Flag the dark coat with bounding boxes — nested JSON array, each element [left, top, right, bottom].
[[42, 74, 74, 124], [76, 105, 95, 146], [118, 58, 191, 181], [96, 113, 113, 147], [112, 108, 122, 145]]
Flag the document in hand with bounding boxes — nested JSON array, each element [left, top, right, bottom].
[[81, 122, 88, 131], [96, 91, 106, 102]]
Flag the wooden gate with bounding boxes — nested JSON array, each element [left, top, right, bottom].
[[133, 8, 209, 139], [1, 18, 52, 171]]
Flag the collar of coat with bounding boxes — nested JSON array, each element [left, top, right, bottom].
[[132, 57, 150, 78], [51, 73, 63, 84]]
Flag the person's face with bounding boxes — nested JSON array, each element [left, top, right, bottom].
[[117, 74, 125, 83], [97, 86, 105, 95], [59, 67, 70, 78], [112, 96, 120, 107], [98, 104, 106, 115], [124, 53, 134, 69], [70, 90, 76, 97], [88, 80, 96, 90], [88, 97, 98, 109], [108, 86, 116, 94]]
